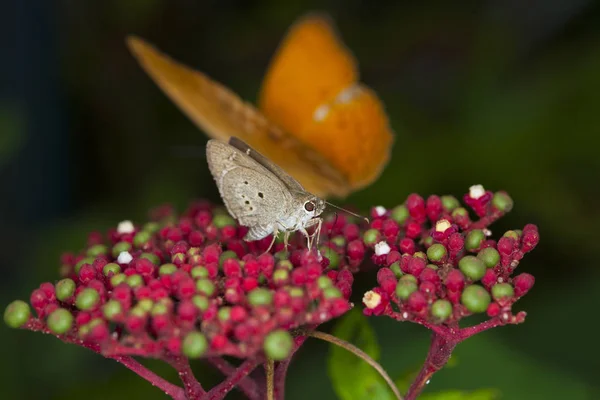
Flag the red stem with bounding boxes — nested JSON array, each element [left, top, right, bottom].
[[405, 332, 457, 400], [23, 319, 186, 400], [274, 336, 307, 400], [207, 357, 261, 400], [166, 356, 205, 398], [203, 359, 262, 400]]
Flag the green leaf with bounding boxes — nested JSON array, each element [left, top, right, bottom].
[[328, 309, 396, 400], [419, 389, 500, 400]]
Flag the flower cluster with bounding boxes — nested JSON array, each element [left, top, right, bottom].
[[360, 185, 538, 332], [4, 201, 353, 361]]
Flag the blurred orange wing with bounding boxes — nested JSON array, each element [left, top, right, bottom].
[[259, 14, 393, 192], [127, 36, 347, 197]]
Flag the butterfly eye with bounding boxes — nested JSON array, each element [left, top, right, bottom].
[[304, 201, 316, 212]]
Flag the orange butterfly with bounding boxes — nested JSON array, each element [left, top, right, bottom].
[[127, 13, 393, 198]]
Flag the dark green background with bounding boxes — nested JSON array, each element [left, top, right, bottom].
[[1, 1, 598, 399]]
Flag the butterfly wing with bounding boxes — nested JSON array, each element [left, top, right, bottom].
[[228, 136, 305, 194], [258, 14, 394, 192], [127, 36, 347, 198], [206, 140, 289, 228]]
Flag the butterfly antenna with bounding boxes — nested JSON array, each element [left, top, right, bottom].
[[325, 201, 369, 224]]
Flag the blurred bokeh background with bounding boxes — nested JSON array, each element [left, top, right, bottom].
[[1, 1, 599, 399]]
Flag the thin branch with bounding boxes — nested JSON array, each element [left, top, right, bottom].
[[111, 355, 187, 400], [265, 358, 275, 400], [302, 330, 403, 400], [204, 359, 262, 400], [166, 355, 205, 398], [206, 357, 261, 400]]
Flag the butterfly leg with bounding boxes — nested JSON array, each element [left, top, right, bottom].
[[264, 228, 279, 254], [298, 227, 311, 249], [283, 231, 292, 251], [303, 217, 323, 250]]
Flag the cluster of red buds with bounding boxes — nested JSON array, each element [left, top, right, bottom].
[[4, 201, 353, 364], [361, 184, 538, 338]]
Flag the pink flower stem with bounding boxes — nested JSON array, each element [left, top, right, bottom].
[[274, 336, 308, 400], [166, 356, 205, 398], [404, 332, 457, 400], [206, 357, 261, 400], [405, 317, 507, 399], [202, 359, 262, 400], [23, 318, 187, 400]]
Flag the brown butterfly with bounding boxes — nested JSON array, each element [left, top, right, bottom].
[[127, 13, 394, 198]]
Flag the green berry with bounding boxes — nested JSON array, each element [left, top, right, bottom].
[[317, 276, 333, 289], [458, 255, 486, 281], [273, 269, 290, 284], [263, 330, 293, 361], [159, 263, 177, 276], [331, 236, 346, 247], [465, 230, 485, 251], [151, 302, 169, 316], [219, 250, 237, 267], [47, 308, 73, 334], [413, 251, 427, 260], [112, 241, 132, 258], [431, 299, 452, 322], [274, 251, 288, 261], [192, 295, 209, 311], [213, 214, 236, 228], [182, 331, 208, 358], [451, 207, 469, 219], [426, 264, 438, 270], [102, 300, 122, 320], [492, 191, 513, 213], [277, 260, 293, 270], [363, 229, 379, 245], [461, 285, 491, 313], [320, 247, 340, 269], [126, 274, 144, 288], [110, 273, 127, 287], [74, 257, 94, 274], [191, 266, 209, 279], [143, 221, 160, 234], [55, 278, 76, 301], [196, 279, 215, 296], [391, 204, 409, 224], [218, 307, 231, 321], [288, 287, 304, 297], [133, 231, 151, 247], [503, 230, 520, 240], [389, 262, 403, 278], [396, 279, 417, 300], [4, 300, 30, 328], [427, 244, 447, 262], [138, 299, 154, 312], [441, 195, 460, 212], [76, 288, 100, 310], [477, 248, 500, 268], [422, 236, 434, 247], [323, 287, 342, 299], [491, 283, 514, 300], [248, 288, 273, 306], [87, 244, 108, 257], [103, 263, 121, 276], [400, 274, 417, 284], [140, 252, 160, 265]]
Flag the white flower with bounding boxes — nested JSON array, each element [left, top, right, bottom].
[[117, 220, 135, 234], [117, 251, 133, 264], [362, 291, 382, 309], [374, 206, 387, 217], [435, 219, 452, 232], [469, 184, 486, 199], [375, 241, 391, 256]]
